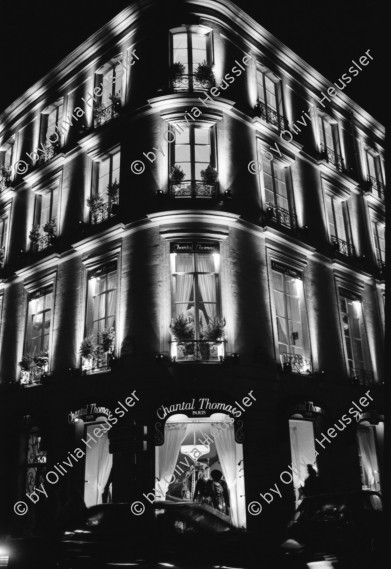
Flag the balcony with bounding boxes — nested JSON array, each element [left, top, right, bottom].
[[253, 100, 287, 131], [350, 367, 376, 386], [80, 328, 115, 374], [90, 201, 119, 224], [0, 166, 12, 191], [87, 183, 119, 225], [364, 176, 385, 200], [29, 220, 56, 253], [170, 180, 217, 198], [19, 353, 49, 386], [93, 100, 121, 128], [280, 353, 312, 374], [82, 352, 114, 374], [171, 339, 225, 362], [37, 142, 61, 166], [171, 73, 214, 92], [319, 143, 344, 172], [331, 236, 355, 257], [265, 204, 297, 230]]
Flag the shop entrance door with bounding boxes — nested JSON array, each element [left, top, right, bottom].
[[289, 419, 317, 503], [84, 422, 112, 507], [357, 425, 381, 492]]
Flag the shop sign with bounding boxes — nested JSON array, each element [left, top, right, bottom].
[[68, 403, 111, 424]]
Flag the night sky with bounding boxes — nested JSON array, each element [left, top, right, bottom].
[[0, 0, 386, 124]]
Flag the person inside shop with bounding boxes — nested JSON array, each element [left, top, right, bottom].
[[208, 469, 230, 516], [102, 469, 113, 503], [193, 466, 213, 506], [300, 464, 323, 497]]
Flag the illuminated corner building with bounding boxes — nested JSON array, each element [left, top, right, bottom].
[[0, 0, 385, 536]]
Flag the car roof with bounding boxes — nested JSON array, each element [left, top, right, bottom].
[[302, 490, 381, 499]]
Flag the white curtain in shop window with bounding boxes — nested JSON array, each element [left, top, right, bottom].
[[357, 429, 376, 489], [175, 255, 194, 315], [212, 422, 238, 527], [97, 434, 113, 504], [197, 256, 216, 323], [157, 423, 191, 499]]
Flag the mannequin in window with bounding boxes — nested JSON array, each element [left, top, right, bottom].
[[208, 470, 230, 515], [193, 467, 213, 506], [184, 306, 204, 332]]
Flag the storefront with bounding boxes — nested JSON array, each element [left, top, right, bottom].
[[154, 398, 247, 528]]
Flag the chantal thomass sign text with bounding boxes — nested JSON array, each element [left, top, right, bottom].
[[156, 391, 256, 420]]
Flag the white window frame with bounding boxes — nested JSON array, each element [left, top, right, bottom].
[[268, 258, 312, 374], [318, 114, 343, 170], [255, 66, 285, 129], [0, 202, 11, 266], [257, 141, 296, 229], [365, 150, 384, 199], [95, 56, 125, 109], [169, 26, 214, 82], [40, 99, 64, 146], [169, 121, 217, 197], [336, 286, 372, 382]]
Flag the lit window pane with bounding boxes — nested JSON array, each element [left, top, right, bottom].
[[194, 128, 209, 144]]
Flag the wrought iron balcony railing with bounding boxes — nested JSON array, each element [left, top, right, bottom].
[[280, 352, 312, 374], [253, 100, 288, 131], [331, 236, 355, 257], [365, 175, 385, 200], [319, 143, 344, 172], [265, 204, 297, 230], [170, 180, 217, 198], [94, 103, 120, 128], [170, 339, 225, 362], [171, 74, 214, 92], [350, 367, 376, 386], [90, 201, 119, 224]]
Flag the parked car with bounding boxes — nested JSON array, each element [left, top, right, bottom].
[[2, 501, 279, 568], [280, 491, 385, 568]]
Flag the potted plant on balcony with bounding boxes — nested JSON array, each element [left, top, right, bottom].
[[200, 316, 226, 359], [18, 353, 35, 384], [80, 336, 96, 371], [200, 164, 218, 188], [170, 314, 195, 357], [202, 316, 226, 342], [169, 62, 185, 84], [87, 194, 105, 223], [107, 180, 120, 215], [29, 225, 41, 245], [98, 327, 116, 367], [194, 61, 214, 85], [170, 164, 185, 186], [43, 218, 56, 237], [33, 351, 49, 382], [0, 166, 11, 189]]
